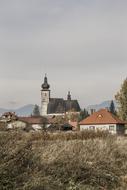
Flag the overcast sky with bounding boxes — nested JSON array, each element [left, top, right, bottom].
[[0, 0, 127, 109]]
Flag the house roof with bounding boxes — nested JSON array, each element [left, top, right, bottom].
[[19, 116, 47, 124], [69, 121, 78, 129], [79, 109, 125, 125]]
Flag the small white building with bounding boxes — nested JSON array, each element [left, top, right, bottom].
[[0, 112, 49, 131], [0, 112, 27, 130], [7, 120, 27, 130], [19, 116, 48, 131], [79, 109, 125, 135]]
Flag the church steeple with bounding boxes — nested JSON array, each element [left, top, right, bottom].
[[41, 74, 50, 90], [41, 74, 50, 116], [67, 91, 71, 101]]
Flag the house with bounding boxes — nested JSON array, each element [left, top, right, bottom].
[[7, 120, 27, 130], [0, 112, 48, 131], [0, 112, 26, 130], [79, 109, 125, 134], [19, 116, 48, 131]]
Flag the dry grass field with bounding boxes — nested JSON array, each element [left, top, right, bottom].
[[0, 131, 127, 190]]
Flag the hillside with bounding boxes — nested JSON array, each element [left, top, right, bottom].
[[87, 100, 117, 113], [0, 104, 35, 116]]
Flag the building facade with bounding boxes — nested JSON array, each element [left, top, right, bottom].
[[41, 75, 81, 116], [79, 109, 125, 134]]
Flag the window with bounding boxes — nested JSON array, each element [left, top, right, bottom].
[[89, 126, 95, 130], [109, 125, 115, 131], [100, 126, 106, 130]]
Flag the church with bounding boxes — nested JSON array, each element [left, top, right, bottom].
[[41, 75, 81, 116]]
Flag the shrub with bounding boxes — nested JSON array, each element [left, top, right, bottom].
[[0, 131, 127, 189]]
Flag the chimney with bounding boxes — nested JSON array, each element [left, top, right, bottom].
[[90, 109, 95, 115]]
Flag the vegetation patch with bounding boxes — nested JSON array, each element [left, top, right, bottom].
[[0, 131, 127, 190]]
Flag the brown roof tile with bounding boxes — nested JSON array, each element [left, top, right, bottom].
[[79, 109, 125, 125], [19, 116, 47, 124]]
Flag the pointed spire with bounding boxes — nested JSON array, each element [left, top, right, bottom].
[[67, 91, 71, 101], [44, 73, 48, 83]]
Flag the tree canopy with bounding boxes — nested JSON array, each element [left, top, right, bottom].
[[109, 100, 116, 115], [78, 108, 89, 122], [115, 78, 127, 120], [33, 105, 40, 116]]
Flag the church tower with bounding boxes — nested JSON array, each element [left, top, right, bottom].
[[67, 91, 71, 101], [41, 74, 50, 116]]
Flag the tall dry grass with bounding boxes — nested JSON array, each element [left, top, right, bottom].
[[0, 131, 127, 190]]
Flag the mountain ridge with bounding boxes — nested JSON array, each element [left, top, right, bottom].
[[0, 104, 35, 116], [87, 100, 117, 113], [0, 100, 117, 116]]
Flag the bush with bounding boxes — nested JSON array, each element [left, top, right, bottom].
[[0, 131, 127, 189]]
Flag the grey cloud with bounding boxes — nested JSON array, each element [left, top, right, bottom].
[[0, 0, 127, 108]]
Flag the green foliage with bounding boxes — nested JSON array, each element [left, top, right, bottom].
[[78, 108, 89, 122], [115, 78, 127, 120], [109, 100, 116, 115], [33, 104, 40, 116]]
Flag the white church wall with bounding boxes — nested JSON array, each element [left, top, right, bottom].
[[41, 90, 50, 116]]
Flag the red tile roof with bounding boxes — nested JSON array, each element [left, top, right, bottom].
[[19, 116, 47, 124], [79, 109, 125, 125]]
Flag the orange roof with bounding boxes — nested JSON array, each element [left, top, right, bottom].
[[79, 109, 125, 125]]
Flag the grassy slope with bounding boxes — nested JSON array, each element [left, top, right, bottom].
[[0, 131, 127, 190]]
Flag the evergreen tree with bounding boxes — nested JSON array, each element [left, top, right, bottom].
[[33, 105, 40, 116], [109, 100, 116, 115], [78, 108, 89, 122], [83, 108, 89, 118], [115, 78, 127, 120]]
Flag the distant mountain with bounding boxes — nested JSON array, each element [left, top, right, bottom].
[[0, 104, 35, 116], [0, 100, 118, 116], [15, 104, 35, 116], [87, 100, 117, 113], [0, 108, 9, 115]]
